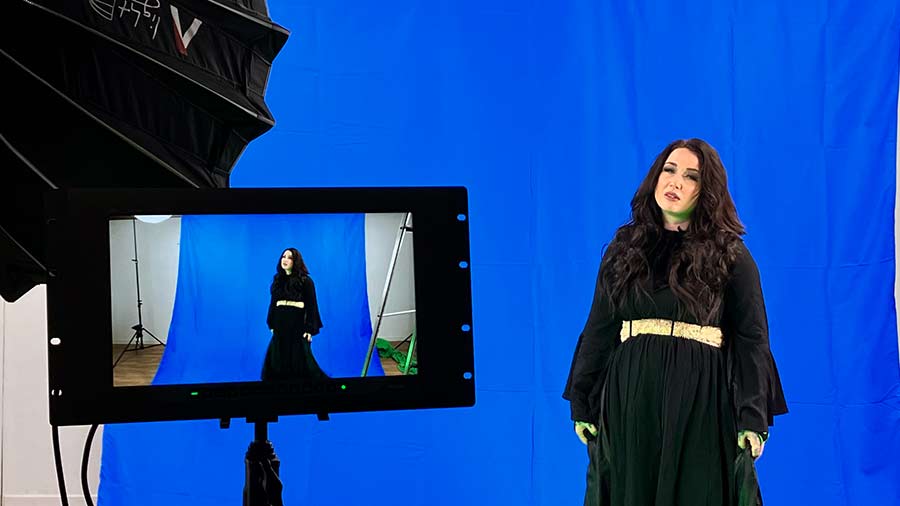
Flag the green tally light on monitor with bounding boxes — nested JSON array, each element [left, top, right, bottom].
[[341, 385, 347, 390]]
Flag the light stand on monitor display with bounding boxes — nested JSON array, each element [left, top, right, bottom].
[[113, 217, 166, 368]]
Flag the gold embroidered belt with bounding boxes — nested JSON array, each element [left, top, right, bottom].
[[276, 300, 305, 308], [620, 318, 723, 348]]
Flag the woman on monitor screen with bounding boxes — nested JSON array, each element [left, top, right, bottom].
[[563, 138, 787, 505], [261, 247, 327, 381]]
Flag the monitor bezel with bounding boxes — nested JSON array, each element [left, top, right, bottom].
[[45, 187, 474, 425]]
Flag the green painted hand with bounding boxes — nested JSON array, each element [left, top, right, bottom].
[[574, 421, 598, 445], [737, 430, 765, 459]]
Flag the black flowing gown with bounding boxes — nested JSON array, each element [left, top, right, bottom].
[[261, 275, 327, 381], [564, 229, 787, 506]]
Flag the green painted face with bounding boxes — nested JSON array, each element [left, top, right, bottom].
[[655, 147, 701, 229], [662, 200, 696, 222]]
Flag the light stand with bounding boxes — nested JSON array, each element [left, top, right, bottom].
[[223, 413, 329, 506], [113, 217, 166, 368]]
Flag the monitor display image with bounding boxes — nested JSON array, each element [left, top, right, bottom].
[[109, 212, 416, 387]]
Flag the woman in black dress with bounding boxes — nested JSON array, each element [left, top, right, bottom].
[[564, 139, 787, 505], [261, 247, 327, 381]]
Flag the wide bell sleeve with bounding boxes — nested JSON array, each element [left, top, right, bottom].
[[563, 251, 622, 423], [723, 241, 788, 433], [302, 277, 324, 336]]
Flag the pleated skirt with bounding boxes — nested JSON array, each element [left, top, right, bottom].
[[587, 333, 742, 506]]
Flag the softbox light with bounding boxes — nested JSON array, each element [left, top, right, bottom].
[[0, 0, 289, 302]]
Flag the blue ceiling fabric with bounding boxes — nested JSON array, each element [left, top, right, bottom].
[[100, 1, 900, 505]]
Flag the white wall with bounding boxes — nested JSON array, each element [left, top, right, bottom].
[[1, 287, 101, 506], [110, 218, 181, 345], [365, 213, 417, 341], [1, 293, 5, 500]]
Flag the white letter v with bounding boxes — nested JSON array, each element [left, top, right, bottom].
[[170, 6, 203, 55]]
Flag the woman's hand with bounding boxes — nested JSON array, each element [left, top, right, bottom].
[[574, 421, 598, 445], [737, 430, 765, 459], [303, 332, 312, 342]]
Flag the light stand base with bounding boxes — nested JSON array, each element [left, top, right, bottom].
[[112, 324, 165, 368]]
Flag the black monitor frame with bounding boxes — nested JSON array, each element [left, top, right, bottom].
[[45, 187, 474, 426]]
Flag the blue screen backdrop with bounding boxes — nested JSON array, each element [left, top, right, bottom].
[[152, 213, 379, 385], [100, 1, 900, 504]]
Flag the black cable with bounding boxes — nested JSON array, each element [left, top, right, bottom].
[[81, 424, 99, 506], [51, 425, 70, 506]]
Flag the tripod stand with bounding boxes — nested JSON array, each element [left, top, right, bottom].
[[224, 413, 329, 506], [113, 217, 166, 368]]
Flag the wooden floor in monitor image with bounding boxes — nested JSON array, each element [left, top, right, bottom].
[[111, 342, 411, 387]]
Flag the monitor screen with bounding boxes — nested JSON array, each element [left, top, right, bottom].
[[47, 187, 473, 426], [109, 213, 417, 387]]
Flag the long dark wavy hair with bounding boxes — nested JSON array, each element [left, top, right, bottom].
[[271, 247, 310, 296], [600, 139, 745, 325]]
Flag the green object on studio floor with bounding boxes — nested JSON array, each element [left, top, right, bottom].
[[375, 335, 418, 375]]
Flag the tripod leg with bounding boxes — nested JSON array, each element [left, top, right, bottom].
[[113, 331, 140, 368], [402, 330, 417, 375], [392, 332, 413, 351], [142, 327, 166, 347]]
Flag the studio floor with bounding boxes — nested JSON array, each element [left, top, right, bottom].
[[111, 341, 412, 386]]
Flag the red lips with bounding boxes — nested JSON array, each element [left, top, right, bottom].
[[664, 192, 680, 201]]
